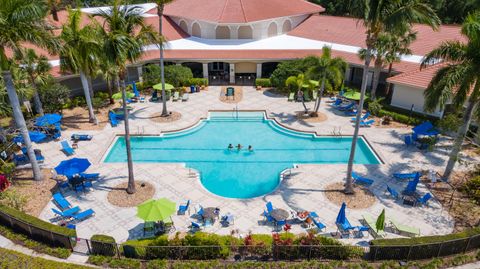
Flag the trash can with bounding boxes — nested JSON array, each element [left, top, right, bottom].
[[190, 85, 195, 93]]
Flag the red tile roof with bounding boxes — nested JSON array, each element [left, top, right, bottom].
[[289, 15, 465, 56], [164, 0, 324, 23], [387, 63, 445, 89]]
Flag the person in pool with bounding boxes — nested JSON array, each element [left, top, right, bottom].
[[248, 145, 253, 151], [237, 144, 243, 150], [228, 144, 234, 150]]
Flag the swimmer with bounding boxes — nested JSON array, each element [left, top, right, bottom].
[[228, 144, 234, 150], [237, 144, 243, 150], [248, 145, 253, 151]]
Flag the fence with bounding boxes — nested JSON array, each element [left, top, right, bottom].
[[0, 209, 75, 249]]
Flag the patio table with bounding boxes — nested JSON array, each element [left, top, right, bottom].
[[203, 207, 219, 221], [270, 209, 289, 221]]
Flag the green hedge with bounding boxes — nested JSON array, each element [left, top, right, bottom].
[[377, 104, 438, 126], [91, 234, 117, 257], [255, 78, 271, 87], [187, 78, 208, 86]]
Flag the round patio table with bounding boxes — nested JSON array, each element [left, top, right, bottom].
[[270, 209, 290, 221], [203, 207, 219, 221]]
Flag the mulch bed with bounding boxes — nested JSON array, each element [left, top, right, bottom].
[[296, 111, 328, 123], [62, 104, 119, 131], [107, 181, 155, 208], [149, 111, 182, 123], [219, 87, 243, 104], [324, 182, 376, 209]]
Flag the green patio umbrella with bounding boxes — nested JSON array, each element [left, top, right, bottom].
[[375, 209, 386, 232], [343, 91, 368, 101], [112, 91, 135, 100], [137, 198, 176, 222], [153, 83, 175, 91]]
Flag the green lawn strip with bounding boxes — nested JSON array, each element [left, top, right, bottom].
[[0, 247, 90, 269]]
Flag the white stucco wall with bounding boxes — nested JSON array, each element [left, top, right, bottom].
[[391, 84, 444, 117]]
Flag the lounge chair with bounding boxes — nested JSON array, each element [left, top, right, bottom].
[[181, 93, 189, 102], [288, 92, 295, 102], [362, 214, 387, 238], [403, 179, 420, 196], [71, 134, 92, 141], [221, 213, 234, 227], [60, 140, 75, 156], [109, 112, 118, 127], [226, 87, 234, 99], [262, 210, 274, 223], [336, 103, 355, 111], [337, 218, 355, 238], [389, 218, 420, 237], [359, 119, 375, 127], [178, 200, 190, 215], [404, 135, 414, 146], [72, 209, 95, 222], [416, 193, 432, 206], [386, 185, 400, 200], [266, 202, 274, 213], [330, 98, 342, 107], [190, 222, 201, 232], [352, 172, 374, 186], [52, 193, 71, 210], [80, 173, 100, 180], [172, 91, 180, 101], [351, 112, 370, 122], [393, 172, 420, 180], [309, 212, 326, 232], [345, 110, 358, 116], [52, 206, 80, 219]]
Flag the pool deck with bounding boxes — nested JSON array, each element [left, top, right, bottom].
[[36, 86, 477, 244]]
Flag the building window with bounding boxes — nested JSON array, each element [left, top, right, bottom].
[[238, 25, 253, 39], [179, 20, 188, 33], [216, 26, 230, 39], [192, 22, 201, 37], [282, 20, 292, 33], [267, 22, 277, 37]]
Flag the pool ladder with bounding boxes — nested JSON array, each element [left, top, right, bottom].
[[331, 127, 342, 137], [233, 105, 239, 119], [136, 126, 145, 135]]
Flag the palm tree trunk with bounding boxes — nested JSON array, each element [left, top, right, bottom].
[[345, 50, 372, 194], [107, 79, 114, 104], [385, 63, 394, 96], [371, 59, 382, 99], [2, 70, 43, 181], [158, 5, 168, 117], [87, 75, 95, 101], [442, 98, 479, 181], [32, 86, 44, 116], [314, 74, 326, 113], [79, 71, 98, 124], [119, 73, 136, 194]]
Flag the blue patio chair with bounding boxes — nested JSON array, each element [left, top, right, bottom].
[[190, 222, 201, 232], [178, 200, 190, 215], [60, 140, 74, 156], [404, 135, 414, 146], [221, 213, 234, 227], [351, 111, 370, 122], [52, 193, 71, 210], [66, 224, 76, 230], [109, 112, 119, 127], [196, 206, 204, 217], [309, 212, 326, 231], [352, 172, 374, 186], [71, 134, 93, 141], [386, 185, 400, 200], [403, 179, 419, 196], [337, 103, 355, 111], [52, 206, 80, 218], [359, 119, 375, 127], [416, 193, 432, 206], [263, 210, 274, 223], [345, 110, 358, 116], [393, 172, 420, 180], [413, 121, 439, 137], [72, 209, 95, 222], [266, 202, 274, 213], [330, 98, 342, 107]]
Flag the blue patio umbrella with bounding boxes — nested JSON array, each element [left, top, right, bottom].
[[54, 158, 91, 177], [13, 131, 47, 143], [336, 202, 347, 225], [35, 113, 62, 127]]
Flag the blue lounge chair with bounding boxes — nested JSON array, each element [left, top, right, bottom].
[[404, 135, 414, 146], [309, 212, 326, 231], [386, 185, 400, 200], [190, 222, 201, 232], [403, 178, 420, 196], [71, 134, 92, 141], [345, 110, 358, 116], [52, 206, 80, 218], [266, 202, 274, 213], [221, 213, 234, 227], [72, 209, 95, 221], [359, 119, 375, 127], [330, 98, 342, 107], [337, 103, 355, 111], [109, 112, 119, 127], [178, 200, 190, 215], [393, 172, 420, 180], [416, 193, 432, 206], [80, 173, 100, 180], [352, 172, 374, 186], [196, 206, 204, 217], [351, 112, 370, 122], [52, 193, 71, 210], [60, 140, 74, 156], [263, 210, 274, 222]]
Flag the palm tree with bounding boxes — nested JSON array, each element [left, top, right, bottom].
[[59, 8, 100, 124], [421, 11, 480, 182], [0, 0, 59, 181], [307, 47, 347, 116], [14, 48, 52, 116], [154, 0, 174, 117], [286, 74, 308, 113], [94, 0, 160, 194], [345, 0, 440, 194]]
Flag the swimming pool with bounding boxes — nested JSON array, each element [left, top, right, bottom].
[[104, 111, 381, 199]]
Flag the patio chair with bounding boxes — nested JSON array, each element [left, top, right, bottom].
[[351, 111, 370, 122], [386, 185, 400, 200], [359, 119, 375, 127], [330, 98, 342, 107], [309, 212, 326, 232], [172, 91, 180, 101], [71, 134, 93, 141], [393, 172, 420, 180], [182, 93, 189, 102], [72, 209, 95, 222], [336, 103, 355, 111], [266, 202, 274, 213], [404, 135, 414, 146], [52, 206, 80, 219], [262, 210, 275, 223], [337, 218, 355, 238], [226, 87, 235, 99], [221, 213, 234, 227], [52, 193, 71, 210], [362, 214, 387, 238], [345, 110, 358, 116], [109, 112, 119, 127], [416, 193, 432, 206], [178, 200, 190, 215], [190, 222, 201, 232], [352, 172, 374, 186], [403, 179, 419, 196], [389, 218, 420, 237], [80, 173, 100, 181], [288, 92, 295, 102], [60, 140, 75, 156]]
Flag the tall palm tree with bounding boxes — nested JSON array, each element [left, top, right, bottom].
[[94, 0, 160, 194], [0, 0, 59, 181], [421, 11, 480, 181], [59, 8, 100, 124], [345, 0, 440, 194], [153, 0, 174, 117], [307, 46, 347, 115], [14, 48, 52, 116]]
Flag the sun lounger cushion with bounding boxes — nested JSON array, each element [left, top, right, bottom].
[[53, 193, 71, 210], [73, 209, 95, 221], [288, 92, 295, 102], [389, 218, 420, 237], [352, 172, 374, 186], [60, 140, 74, 155]]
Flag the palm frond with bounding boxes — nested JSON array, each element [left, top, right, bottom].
[[421, 41, 468, 68]]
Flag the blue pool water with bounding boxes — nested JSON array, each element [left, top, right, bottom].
[[104, 112, 380, 199]]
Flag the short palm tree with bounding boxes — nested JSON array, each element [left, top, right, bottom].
[[421, 11, 480, 181], [345, 0, 440, 194], [153, 0, 173, 117], [94, 0, 160, 194], [0, 0, 59, 181], [286, 74, 308, 113], [307, 46, 347, 115], [60, 8, 100, 124]]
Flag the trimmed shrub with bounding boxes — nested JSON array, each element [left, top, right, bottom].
[[187, 78, 209, 87], [164, 65, 193, 87], [91, 234, 117, 257], [461, 176, 480, 203], [88, 255, 141, 268], [38, 82, 70, 113], [255, 78, 271, 88]]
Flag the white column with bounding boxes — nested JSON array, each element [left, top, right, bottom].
[[229, 63, 235, 84], [137, 66, 143, 82], [202, 63, 209, 79], [256, 63, 262, 78], [230, 26, 239, 39]]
